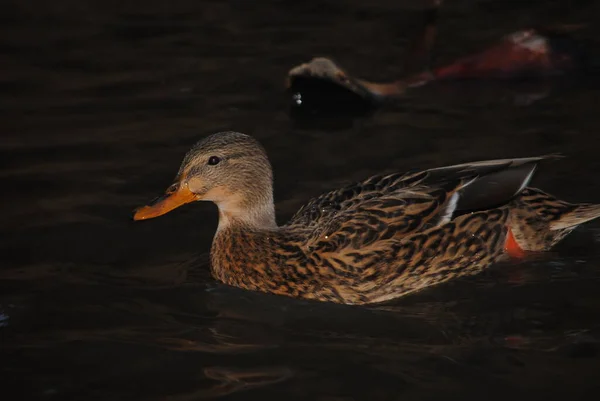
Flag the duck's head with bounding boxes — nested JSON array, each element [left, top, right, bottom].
[[133, 131, 276, 229], [287, 57, 409, 102], [287, 57, 374, 100]]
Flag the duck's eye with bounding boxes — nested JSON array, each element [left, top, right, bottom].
[[207, 156, 221, 165]]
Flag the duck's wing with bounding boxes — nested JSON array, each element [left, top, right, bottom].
[[301, 183, 465, 252], [286, 170, 422, 229], [287, 155, 557, 252], [288, 155, 556, 228], [422, 155, 560, 211]]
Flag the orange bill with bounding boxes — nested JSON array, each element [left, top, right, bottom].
[[133, 184, 198, 221]]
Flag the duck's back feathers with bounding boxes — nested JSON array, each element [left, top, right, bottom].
[[284, 156, 560, 256], [288, 156, 555, 240], [301, 184, 462, 252]]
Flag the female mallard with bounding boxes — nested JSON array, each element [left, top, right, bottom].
[[134, 132, 600, 305]]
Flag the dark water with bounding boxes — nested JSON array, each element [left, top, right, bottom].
[[2, 0, 600, 400]]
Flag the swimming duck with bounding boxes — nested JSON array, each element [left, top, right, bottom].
[[288, 26, 585, 105], [133, 132, 600, 304]]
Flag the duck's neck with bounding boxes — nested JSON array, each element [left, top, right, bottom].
[[357, 79, 407, 98], [215, 194, 277, 232]]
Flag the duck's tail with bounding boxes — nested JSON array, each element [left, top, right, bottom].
[[509, 188, 600, 251]]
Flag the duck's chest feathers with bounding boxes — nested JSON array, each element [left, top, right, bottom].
[[210, 228, 293, 290], [211, 229, 260, 287], [209, 227, 347, 301]]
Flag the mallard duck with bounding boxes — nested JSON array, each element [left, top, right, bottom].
[[133, 132, 600, 305], [288, 26, 584, 105], [287, 1, 443, 105]]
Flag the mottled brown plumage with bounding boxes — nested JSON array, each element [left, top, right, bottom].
[[134, 132, 600, 305]]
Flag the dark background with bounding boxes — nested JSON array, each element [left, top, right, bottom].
[[2, 1, 600, 400]]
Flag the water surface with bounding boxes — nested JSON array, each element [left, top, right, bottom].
[[2, 0, 600, 400]]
